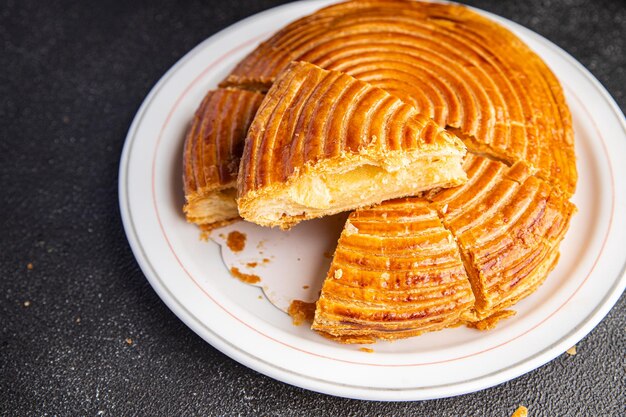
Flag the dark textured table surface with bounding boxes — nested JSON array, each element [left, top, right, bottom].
[[1, 0, 624, 415]]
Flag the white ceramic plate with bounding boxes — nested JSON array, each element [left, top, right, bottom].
[[119, 0, 626, 401]]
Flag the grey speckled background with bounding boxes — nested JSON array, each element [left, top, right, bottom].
[[1, 0, 624, 416]]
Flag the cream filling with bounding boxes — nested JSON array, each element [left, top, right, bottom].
[[242, 154, 467, 228]]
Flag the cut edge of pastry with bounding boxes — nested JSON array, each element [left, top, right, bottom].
[[238, 149, 467, 229], [183, 185, 239, 228], [181, 88, 265, 231]]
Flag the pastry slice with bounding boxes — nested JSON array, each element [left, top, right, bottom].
[[312, 198, 475, 343], [428, 154, 576, 321], [237, 61, 467, 229], [183, 88, 264, 229], [222, 0, 576, 197]]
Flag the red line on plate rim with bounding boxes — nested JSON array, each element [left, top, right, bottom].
[[150, 39, 616, 367]]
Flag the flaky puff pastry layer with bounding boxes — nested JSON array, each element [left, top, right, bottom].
[[222, 0, 576, 197], [312, 198, 475, 343], [183, 89, 264, 228], [237, 61, 467, 229]]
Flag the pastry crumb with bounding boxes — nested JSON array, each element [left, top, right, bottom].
[[23, 300, 31, 307], [359, 347, 374, 353], [288, 300, 316, 325], [510, 406, 528, 417], [566, 345, 577, 356], [230, 267, 260, 284], [344, 221, 359, 236], [246, 262, 258, 268], [125, 338, 133, 345], [302, 285, 310, 289], [226, 231, 246, 252], [27, 262, 34, 270]]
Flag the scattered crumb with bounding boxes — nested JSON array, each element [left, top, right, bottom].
[[75, 317, 81, 324], [302, 285, 310, 289], [359, 347, 374, 353], [258, 295, 263, 300], [334, 269, 343, 279], [566, 345, 577, 356], [125, 338, 133, 345], [262, 258, 270, 264], [510, 406, 528, 417], [344, 221, 359, 236], [23, 300, 31, 308], [288, 300, 316, 326], [256, 240, 266, 250], [226, 231, 246, 252], [467, 310, 516, 331], [26, 262, 34, 270], [323, 251, 333, 259], [246, 262, 258, 268], [230, 267, 260, 284]]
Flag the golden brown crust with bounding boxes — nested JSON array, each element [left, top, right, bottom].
[[429, 154, 576, 319], [312, 198, 475, 342], [222, 0, 576, 196], [315, 153, 575, 341], [182, 89, 264, 227], [237, 61, 467, 228]]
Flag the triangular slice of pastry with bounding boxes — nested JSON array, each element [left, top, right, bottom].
[[183, 88, 264, 229], [237, 61, 467, 229], [311, 198, 475, 343], [428, 154, 576, 321]]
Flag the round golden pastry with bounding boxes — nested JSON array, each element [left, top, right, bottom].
[[183, 0, 577, 342]]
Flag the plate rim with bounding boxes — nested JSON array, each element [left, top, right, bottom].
[[119, 0, 626, 401]]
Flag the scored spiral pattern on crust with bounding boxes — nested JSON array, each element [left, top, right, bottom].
[[312, 198, 475, 342], [313, 154, 574, 337], [183, 88, 264, 223], [238, 61, 463, 196], [222, 0, 576, 196], [428, 154, 576, 319]]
